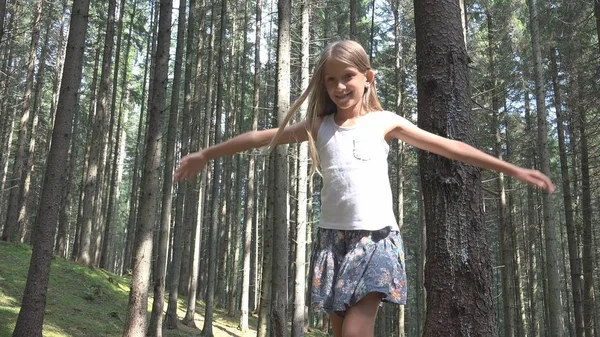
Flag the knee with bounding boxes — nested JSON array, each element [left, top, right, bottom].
[[342, 322, 374, 337]]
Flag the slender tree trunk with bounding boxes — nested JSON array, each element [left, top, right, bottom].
[[486, 9, 514, 337], [123, 3, 153, 272], [292, 1, 310, 335], [78, 0, 116, 266], [0, 0, 6, 44], [595, 0, 600, 56], [165, 0, 192, 329], [148, 0, 185, 333], [19, 7, 52, 245], [271, 0, 291, 335], [100, 0, 127, 271], [182, 0, 209, 326], [527, 0, 564, 335], [121, 0, 171, 334], [11, 0, 90, 334], [201, 0, 227, 334], [240, 0, 262, 328], [349, 0, 356, 40], [576, 72, 596, 337], [415, 1, 497, 336], [550, 47, 584, 337], [257, 157, 275, 337], [2, 0, 43, 243]]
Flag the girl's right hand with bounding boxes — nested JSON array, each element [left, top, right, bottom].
[[173, 151, 208, 181]]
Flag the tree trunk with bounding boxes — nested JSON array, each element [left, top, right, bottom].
[[240, 0, 262, 328], [148, 0, 184, 334], [550, 47, 584, 337], [121, 0, 170, 334], [415, 1, 498, 336], [576, 71, 596, 337], [2, 0, 43, 243], [11, 0, 90, 334], [292, 1, 309, 335], [486, 9, 514, 337], [257, 156, 274, 337], [100, 0, 127, 271], [165, 0, 194, 329], [349, 0, 357, 40], [527, 0, 564, 335], [123, 8, 152, 272], [271, 0, 291, 335], [595, 0, 600, 56], [201, 0, 227, 334], [78, 0, 116, 266], [0, 0, 6, 44]]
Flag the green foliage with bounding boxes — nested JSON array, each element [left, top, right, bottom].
[[0, 242, 266, 337]]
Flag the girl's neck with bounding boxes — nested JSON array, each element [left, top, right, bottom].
[[334, 105, 367, 127]]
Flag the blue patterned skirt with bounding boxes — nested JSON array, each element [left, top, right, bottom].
[[308, 226, 407, 315]]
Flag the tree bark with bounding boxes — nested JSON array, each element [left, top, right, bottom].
[[2, 0, 43, 243], [292, 1, 310, 335], [100, 0, 128, 271], [201, 0, 228, 334], [415, 1, 498, 336], [121, 0, 171, 334], [148, 0, 185, 334], [550, 47, 584, 337], [11, 0, 90, 334], [271, 0, 291, 335], [78, 0, 116, 266], [165, 0, 194, 329], [240, 0, 262, 329], [527, 0, 564, 335]]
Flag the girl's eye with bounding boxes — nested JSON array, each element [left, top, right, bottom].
[[326, 77, 335, 83], [344, 73, 354, 80]]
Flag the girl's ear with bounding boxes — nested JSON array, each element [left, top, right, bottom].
[[366, 70, 375, 85]]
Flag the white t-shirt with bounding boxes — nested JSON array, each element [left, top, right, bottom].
[[316, 111, 399, 231]]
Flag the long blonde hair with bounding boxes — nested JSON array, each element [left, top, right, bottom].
[[269, 40, 383, 175]]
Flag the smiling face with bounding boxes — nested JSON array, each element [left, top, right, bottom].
[[323, 58, 373, 115]]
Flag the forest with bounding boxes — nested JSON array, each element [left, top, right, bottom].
[[0, 0, 599, 336]]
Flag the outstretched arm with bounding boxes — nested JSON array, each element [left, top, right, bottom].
[[384, 113, 555, 193], [174, 120, 310, 181]]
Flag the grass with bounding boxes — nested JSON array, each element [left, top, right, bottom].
[[0, 242, 329, 337]]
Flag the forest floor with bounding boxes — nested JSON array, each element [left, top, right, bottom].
[[0, 242, 328, 337]]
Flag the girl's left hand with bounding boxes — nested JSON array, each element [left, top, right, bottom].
[[513, 168, 555, 193]]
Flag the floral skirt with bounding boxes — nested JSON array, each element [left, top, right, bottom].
[[308, 226, 407, 315]]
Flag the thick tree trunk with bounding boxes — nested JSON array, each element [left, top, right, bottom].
[[527, 0, 564, 335], [415, 1, 498, 336], [121, 0, 170, 334], [11, 0, 89, 334]]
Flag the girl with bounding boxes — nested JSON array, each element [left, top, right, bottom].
[[174, 40, 554, 337]]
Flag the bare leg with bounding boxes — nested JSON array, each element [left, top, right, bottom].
[[330, 312, 344, 337], [341, 292, 382, 337]]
